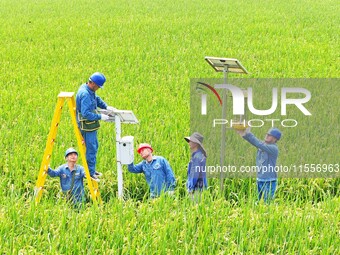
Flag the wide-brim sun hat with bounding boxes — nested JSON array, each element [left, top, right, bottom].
[[184, 132, 207, 157]]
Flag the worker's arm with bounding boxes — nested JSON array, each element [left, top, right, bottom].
[[79, 94, 101, 121], [127, 162, 144, 174], [47, 166, 62, 177], [96, 95, 108, 110], [243, 132, 278, 156]]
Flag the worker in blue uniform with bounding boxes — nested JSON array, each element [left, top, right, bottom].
[[76, 72, 115, 181], [237, 127, 282, 202], [48, 148, 85, 205], [128, 143, 176, 198]]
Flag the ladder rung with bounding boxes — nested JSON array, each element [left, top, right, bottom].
[[58, 92, 75, 98]]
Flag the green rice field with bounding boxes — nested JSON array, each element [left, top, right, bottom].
[[0, 0, 339, 254]]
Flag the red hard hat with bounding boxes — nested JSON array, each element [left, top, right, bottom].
[[137, 143, 153, 154]]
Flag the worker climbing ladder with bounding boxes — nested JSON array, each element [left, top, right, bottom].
[[34, 92, 102, 204]]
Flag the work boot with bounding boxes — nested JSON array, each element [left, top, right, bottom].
[[94, 171, 102, 177], [90, 175, 100, 182]]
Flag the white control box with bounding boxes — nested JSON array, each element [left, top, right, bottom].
[[119, 136, 134, 165]]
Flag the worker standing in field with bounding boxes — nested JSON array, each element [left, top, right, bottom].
[[236, 127, 281, 202], [127, 143, 176, 198], [76, 72, 116, 181], [48, 148, 86, 206], [184, 132, 208, 201]]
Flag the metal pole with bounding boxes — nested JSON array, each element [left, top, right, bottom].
[[219, 66, 228, 193], [115, 114, 124, 199]]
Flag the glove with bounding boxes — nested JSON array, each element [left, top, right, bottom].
[[101, 114, 110, 121], [107, 106, 117, 112]]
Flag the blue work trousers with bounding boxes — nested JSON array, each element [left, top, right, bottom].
[[81, 130, 98, 176], [257, 180, 277, 203]]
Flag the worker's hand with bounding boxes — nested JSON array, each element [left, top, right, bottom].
[[236, 127, 250, 137], [107, 106, 117, 112], [100, 114, 110, 121], [236, 129, 246, 137]]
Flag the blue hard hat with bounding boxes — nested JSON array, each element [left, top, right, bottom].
[[89, 72, 106, 88], [267, 128, 282, 140], [65, 148, 78, 158]]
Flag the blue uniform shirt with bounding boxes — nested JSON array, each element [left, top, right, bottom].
[[243, 132, 279, 181], [76, 83, 107, 124], [128, 156, 176, 198], [187, 149, 208, 192], [48, 164, 85, 203]]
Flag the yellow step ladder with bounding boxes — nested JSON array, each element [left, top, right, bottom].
[[34, 92, 102, 204]]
